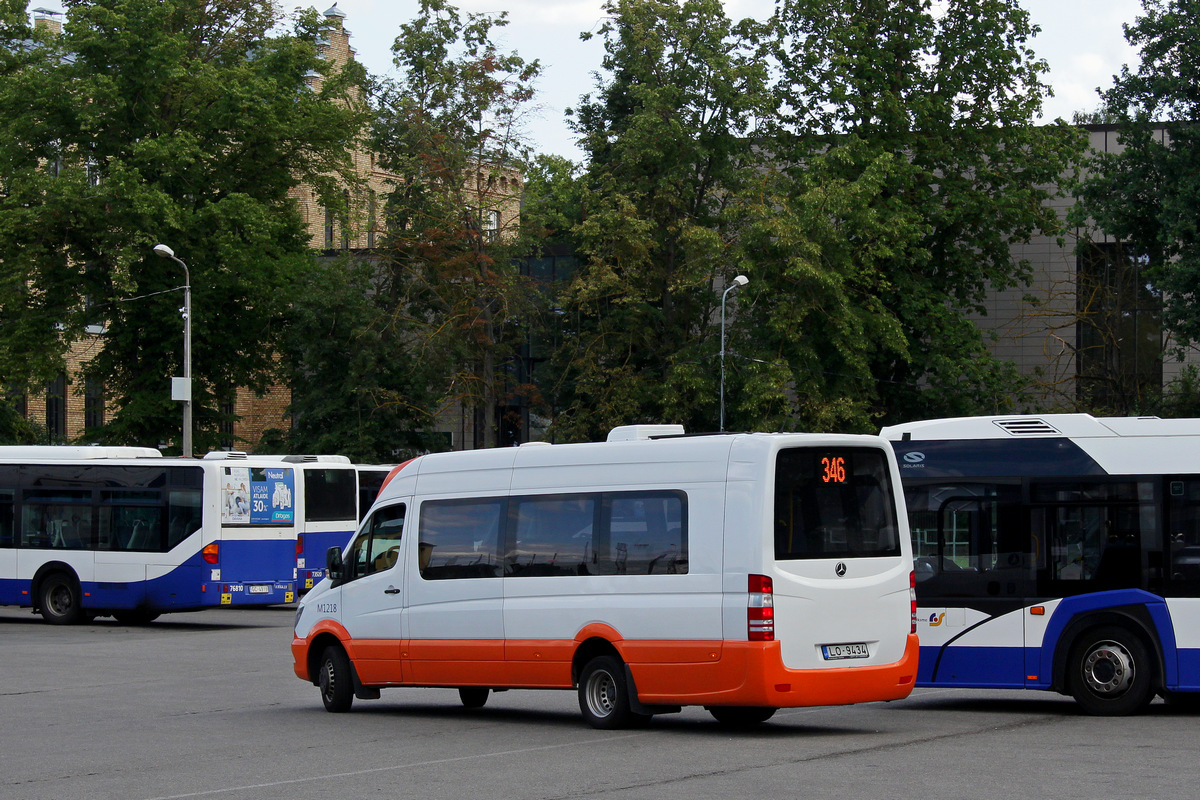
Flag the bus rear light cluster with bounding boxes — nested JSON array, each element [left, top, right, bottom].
[[748, 574, 775, 641], [910, 570, 917, 634], [202, 542, 219, 565]]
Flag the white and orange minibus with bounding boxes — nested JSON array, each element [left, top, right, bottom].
[[291, 425, 918, 728]]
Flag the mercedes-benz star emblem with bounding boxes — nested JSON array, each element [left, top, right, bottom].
[[835, 562, 847, 577]]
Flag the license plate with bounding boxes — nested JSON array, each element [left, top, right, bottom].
[[247, 585, 271, 595], [822, 642, 869, 660]]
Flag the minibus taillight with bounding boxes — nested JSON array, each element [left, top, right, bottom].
[[748, 574, 774, 641], [910, 570, 917, 634], [202, 542, 219, 565]]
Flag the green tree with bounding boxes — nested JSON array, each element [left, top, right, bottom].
[[1077, 0, 1200, 353], [547, 0, 772, 441], [0, 0, 366, 451], [281, 255, 445, 461], [372, 0, 543, 448], [745, 0, 1085, 430]]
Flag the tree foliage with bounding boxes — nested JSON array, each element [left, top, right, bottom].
[[1077, 0, 1200, 351], [544, 0, 1083, 438], [0, 0, 366, 451], [548, 0, 772, 441], [370, 0, 544, 448]]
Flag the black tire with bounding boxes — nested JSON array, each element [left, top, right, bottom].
[[458, 687, 490, 708], [1067, 625, 1155, 716], [578, 655, 649, 730], [38, 572, 84, 625], [707, 706, 777, 726], [318, 645, 354, 713], [113, 610, 161, 625]]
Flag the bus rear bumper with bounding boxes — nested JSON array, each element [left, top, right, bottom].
[[201, 581, 296, 607], [632, 633, 920, 708]]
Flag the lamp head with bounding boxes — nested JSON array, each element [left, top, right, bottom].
[[153, 244, 175, 259], [733, 274, 749, 287]]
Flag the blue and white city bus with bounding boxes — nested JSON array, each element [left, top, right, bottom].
[[203, 454, 359, 594], [882, 414, 1200, 715], [354, 464, 396, 521], [0, 446, 297, 624]]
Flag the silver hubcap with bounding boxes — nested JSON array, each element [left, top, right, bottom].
[[47, 584, 71, 616], [320, 659, 337, 701], [1082, 640, 1135, 697], [585, 669, 617, 718]]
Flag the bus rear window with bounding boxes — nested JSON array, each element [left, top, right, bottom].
[[774, 447, 900, 560], [305, 469, 357, 522]]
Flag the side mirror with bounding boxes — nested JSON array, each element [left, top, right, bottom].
[[326, 546, 343, 581]]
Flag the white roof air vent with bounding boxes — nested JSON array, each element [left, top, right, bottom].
[[606, 424, 686, 442], [993, 418, 1061, 436]]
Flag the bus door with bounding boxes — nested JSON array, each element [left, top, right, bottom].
[[337, 502, 407, 685], [0, 487, 16, 604], [1166, 478, 1200, 687], [914, 485, 1032, 687], [405, 497, 506, 685]]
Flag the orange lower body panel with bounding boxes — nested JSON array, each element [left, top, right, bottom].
[[294, 630, 919, 709]]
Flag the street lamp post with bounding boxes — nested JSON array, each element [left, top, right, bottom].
[[153, 244, 192, 458], [720, 274, 749, 432]]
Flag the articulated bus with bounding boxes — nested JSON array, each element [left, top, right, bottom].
[[293, 425, 918, 728], [0, 446, 297, 624], [882, 414, 1200, 715], [202, 453, 359, 594]]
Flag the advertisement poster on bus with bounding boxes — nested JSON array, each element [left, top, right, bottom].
[[222, 467, 294, 524]]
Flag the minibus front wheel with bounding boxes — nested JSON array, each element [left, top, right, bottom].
[[578, 655, 650, 730], [318, 645, 354, 713]]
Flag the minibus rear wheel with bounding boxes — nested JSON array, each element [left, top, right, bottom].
[[707, 706, 777, 726], [319, 645, 354, 713], [578, 655, 649, 730]]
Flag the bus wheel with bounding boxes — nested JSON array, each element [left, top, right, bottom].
[[1067, 626, 1154, 716], [318, 645, 354, 713], [707, 706, 777, 726], [38, 572, 84, 625], [458, 687, 490, 708], [578, 655, 648, 730]]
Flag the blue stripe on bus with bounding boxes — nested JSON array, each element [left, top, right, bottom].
[[297, 529, 355, 587], [921, 590, 1185, 692], [1038, 589, 1177, 688], [918, 645, 1028, 688], [2, 538, 297, 614]]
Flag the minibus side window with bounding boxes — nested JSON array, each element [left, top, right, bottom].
[[508, 494, 596, 576], [418, 499, 503, 579], [602, 492, 687, 575]]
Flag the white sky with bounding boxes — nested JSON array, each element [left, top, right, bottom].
[[34, 0, 1147, 160]]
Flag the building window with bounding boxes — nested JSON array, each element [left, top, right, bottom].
[[483, 209, 499, 243], [368, 194, 377, 249], [324, 206, 334, 249], [84, 377, 104, 430], [46, 373, 67, 438], [219, 400, 235, 451], [1076, 241, 1163, 413]]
